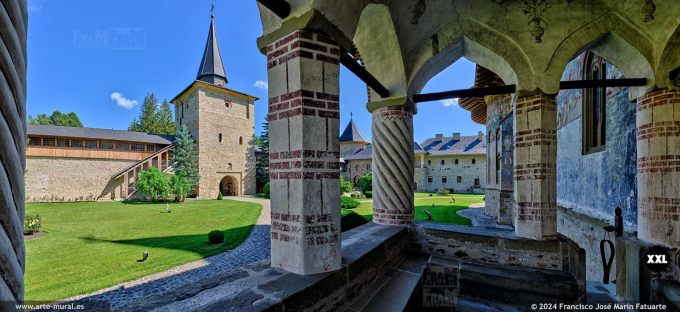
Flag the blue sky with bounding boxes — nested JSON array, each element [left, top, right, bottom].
[[27, 0, 483, 143]]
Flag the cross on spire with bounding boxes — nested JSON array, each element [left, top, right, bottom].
[[210, 1, 215, 18]]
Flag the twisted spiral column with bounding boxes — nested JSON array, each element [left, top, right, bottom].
[[371, 105, 415, 226]]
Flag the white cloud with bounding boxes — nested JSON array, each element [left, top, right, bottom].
[[440, 98, 459, 108], [29, 4, 43, 12], [253, 80, 268, 90], [110, 92, 138, 110]]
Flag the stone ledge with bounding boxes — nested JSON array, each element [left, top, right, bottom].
[[155, 223, 409, 312]]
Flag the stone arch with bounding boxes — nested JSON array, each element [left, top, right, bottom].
[[657, 24, 680, 88], [219, 175, 239, 196], [406, 22, 531, 98], [353, 3, 408, 97], [544, 13, 656, 92]]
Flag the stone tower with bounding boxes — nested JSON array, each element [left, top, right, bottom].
[[339, 113, 369, 158], [171, 11, 257, 199]]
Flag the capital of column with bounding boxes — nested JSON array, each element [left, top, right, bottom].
[[371, 104, 415, 226], [636, 89, 680, 248]]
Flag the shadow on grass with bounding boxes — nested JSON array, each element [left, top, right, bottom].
[[78, 224, 255, 258], [120, 200, 178, 205]]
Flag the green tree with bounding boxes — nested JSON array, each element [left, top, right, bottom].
[[357, 173, 372, 194], [172, 124, 200, 189], [28, 110, 83, 127], [129, 93, 159, 133], [255, 116, 270, 185], [169, 173, 190, 202], [340, 176, 353, 194], [136, 167, 170, 201], [157, 99, 176, 135]]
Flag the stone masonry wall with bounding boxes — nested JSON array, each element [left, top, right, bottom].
[[25, 157, 136, 202], [346, 159, 371, 184], [416, 154, 486, 193], [197, 87, 256, 199]]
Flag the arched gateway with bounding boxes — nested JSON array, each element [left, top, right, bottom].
[[219, 175, 239, 196]]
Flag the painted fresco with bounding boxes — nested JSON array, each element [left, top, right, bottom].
[[556, 53, 584, 129]]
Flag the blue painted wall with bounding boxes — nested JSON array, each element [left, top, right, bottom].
[[556, 54, 638, 228]]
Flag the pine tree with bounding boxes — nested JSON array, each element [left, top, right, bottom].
[[157, 99, 176, 135], [129, 93, 159, 133], [255, 116, 270, 185], [172, 124, 200, 189]]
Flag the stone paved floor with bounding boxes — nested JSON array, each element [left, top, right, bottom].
[[60, 197, 271, 310], [456, 203, 513, 230]]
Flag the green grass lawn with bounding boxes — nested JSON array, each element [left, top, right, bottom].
[[24, 199, 261, 301], [353, 192, 484, 225]]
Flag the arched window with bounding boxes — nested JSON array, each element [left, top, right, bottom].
[[218, 133, 222, 142], [583, 51, 607, 153], [228, 163, 232, 170], [239, 136, 243, 145]]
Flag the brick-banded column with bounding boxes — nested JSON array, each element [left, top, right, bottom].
[[513, 94, 557, 240], [266, 30, 342, 274], [372, 105, 415, 225], [636, 89, 680, 247]]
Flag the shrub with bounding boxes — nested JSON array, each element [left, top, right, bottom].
[[436, 189, 451, 196], [340, 176, 353, 194], [341, 209, 368, 232], [208, 230, 224, 244], [217, 192, 223, 200], [341, 196, 360, 209], [136, 167, 170, 201], [169, 173, 190, 202], [263, 182, 270, 198], [364, 191, 372, 198], [357, 173, 372, 194], [349, 191, 364, 199], [24, 213, 42, 235], [429, 193, 433, 197]]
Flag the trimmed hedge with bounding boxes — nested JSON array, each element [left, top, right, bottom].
[[208, 230, 224, 244], [341, 196, 360, 209]]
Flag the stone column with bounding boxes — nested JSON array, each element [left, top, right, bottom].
[[636, 89, 680, 247], [513, 93, 557, 240], [266, 30, 342, 274], [372, 105, 415, 226], [0, 0, 26, 306]]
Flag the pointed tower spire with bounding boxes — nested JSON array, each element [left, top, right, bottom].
[[197, 4, 227, 87]]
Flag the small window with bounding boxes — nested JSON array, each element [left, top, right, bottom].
[[583, 51, 607, 153], [219, 133, 223, 143], [42, 138, 54, 146], [57, 139, 69, 147], [131, 144, 146, 151], [455, 159, 459, 165], [100, 141, 113, 150], [28, 137, 41, 146], [427, 160, 431, 165], [474, 178, 480, 187], [146, 144, 156, 152], [228, 163, 233, 170], [442, 176, 448, 183], [356, 165, 359, 171], [239, 136, 243, 145], [116, 143, 130, 151], [84, 141, 98, 149], [472, 159, 476, 164], [366, 164, 370, 170], [71, 140, 83, 148], [427, 176, 433, 183], [440, 159, 445, 165], [225, 100, 230, 108], [457, 176, 462, 183]]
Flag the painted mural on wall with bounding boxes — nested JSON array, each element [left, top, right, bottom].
[[556, 51, 637, 228], [500, 114, 514, 190]]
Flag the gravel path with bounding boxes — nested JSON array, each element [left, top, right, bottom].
[[58, 197, 272, 310]]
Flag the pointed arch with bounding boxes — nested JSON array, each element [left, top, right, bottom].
[[544, 13, 655, 91], [657, 24, 680, 87]]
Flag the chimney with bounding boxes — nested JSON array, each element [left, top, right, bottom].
[[435, 134, 443, 141], [478, 131, 484, 142], [452, 133, 461, 141]]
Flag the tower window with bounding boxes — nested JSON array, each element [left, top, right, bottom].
[[239, 136, 243, 145], [455, 159, 459, 165], [225, 100, 230, 108], [472, 158, 476, 165], [583, 51, 607, 153], [219, 133, 222, 142], [427, 160, 431, 165], [228, 163, 232, 170], [440, 159, 445, 165]]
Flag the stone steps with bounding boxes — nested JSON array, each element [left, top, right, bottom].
[[349, 253, 429, 312], [427, 255, 580, 306]]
